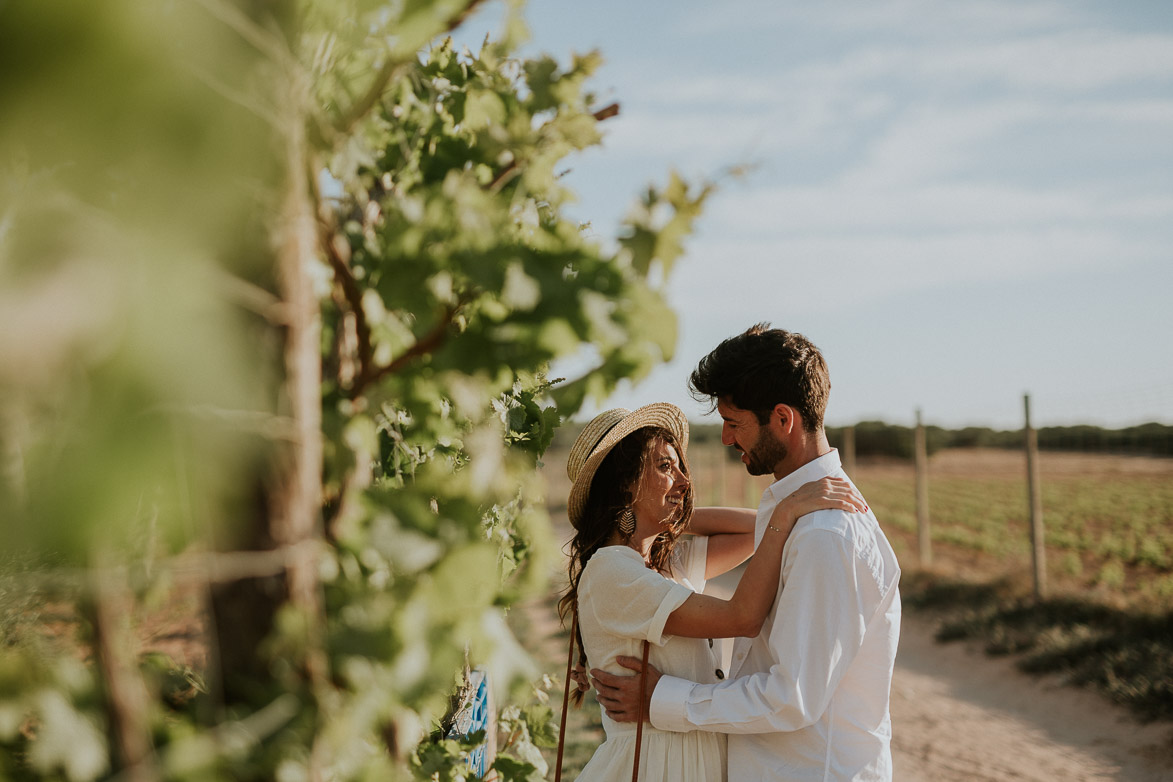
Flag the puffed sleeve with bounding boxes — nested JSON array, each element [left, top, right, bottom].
[[668, 535, 709, 593], [580, 548, 695, 646]]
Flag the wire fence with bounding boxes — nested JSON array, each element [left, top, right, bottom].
[[662, 402, 1173, 610]]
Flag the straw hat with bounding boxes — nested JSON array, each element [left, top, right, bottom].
[[565, 403, 690, 529]]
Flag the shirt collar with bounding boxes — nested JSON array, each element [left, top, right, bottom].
[[763, 448, 843, 506]]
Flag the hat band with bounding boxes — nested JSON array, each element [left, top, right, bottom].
[[587, 418, 625, 458]]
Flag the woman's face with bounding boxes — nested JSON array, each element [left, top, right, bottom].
[[631, 438, 690, 526]]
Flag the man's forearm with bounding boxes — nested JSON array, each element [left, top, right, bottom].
[[649, 670, 824, 735]]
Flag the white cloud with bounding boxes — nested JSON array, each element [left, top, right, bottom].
[[914, 32, 1173, 91], [599, 30, 1173, 192], [1072, 99, 1173, 124], [843, 102, 1041, 186], [673, 0, 1077, 40], [675, 228, 1166, 314], [601, 110, 769, 159], [755, 33, 1173, 102], [635, 22, 1173, 107], [707, 180, 1173, 233]]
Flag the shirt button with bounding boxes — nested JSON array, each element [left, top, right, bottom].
[[708, 638, 714, 648], [715, 669, 725, 680]]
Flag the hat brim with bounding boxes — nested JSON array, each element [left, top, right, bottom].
[[566, 403, 690, 529]]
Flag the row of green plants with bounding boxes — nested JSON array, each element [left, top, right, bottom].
[[0, 1, 708, 779], [861, 470, 1173, 602], [808, 421, 1173, 459]]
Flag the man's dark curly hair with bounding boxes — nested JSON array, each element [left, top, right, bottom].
[[688, 323, 830, 432]]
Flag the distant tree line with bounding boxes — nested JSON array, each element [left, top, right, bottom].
[[685, 421, 1173, 459], [833, 421, 1173, 458]]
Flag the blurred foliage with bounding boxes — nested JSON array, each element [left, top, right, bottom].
[[0, 0, 709, 779], [0, 0, 275, 565]]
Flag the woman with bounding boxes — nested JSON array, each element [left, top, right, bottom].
[[560, 403, 864, 781]]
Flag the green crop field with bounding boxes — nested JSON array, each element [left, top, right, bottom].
[[847, 448, 1173, 610]]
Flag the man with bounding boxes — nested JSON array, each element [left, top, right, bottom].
[[592, 324, 902, 781]]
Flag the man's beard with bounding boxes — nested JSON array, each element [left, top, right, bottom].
[[743, 426, 787, 476]]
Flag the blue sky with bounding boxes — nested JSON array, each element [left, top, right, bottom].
[[463, 0, 1173, 429]]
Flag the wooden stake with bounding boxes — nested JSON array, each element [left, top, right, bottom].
[[915, 409, 931, 566], [1024, 394, 1047, 599], [842, 425, 856, 476], [90, 565, 158, 782], [714, 445, 727, 505]]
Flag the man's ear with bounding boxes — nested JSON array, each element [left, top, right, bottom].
[[773, 403, 798, 436]]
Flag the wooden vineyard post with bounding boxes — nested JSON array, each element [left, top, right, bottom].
[[842, 425, 857, 476], [90, 564, 156, 782], [714, 444, 728, 505], [1024, 394, 1047, 599], [915, 409, 931, 566], [738, 456, 753, 508]]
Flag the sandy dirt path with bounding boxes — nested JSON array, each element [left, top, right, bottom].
[[891, 615, 1173, 782]]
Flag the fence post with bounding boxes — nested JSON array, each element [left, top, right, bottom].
[[842, 425, 856, 476], [914, 409, 931, 566], [1024, 394, 1047, 599], [714, 445, 727, 505], [739, 458, 755, 507]]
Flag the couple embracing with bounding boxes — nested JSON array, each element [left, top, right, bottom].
[[558, 324, 902, 781]]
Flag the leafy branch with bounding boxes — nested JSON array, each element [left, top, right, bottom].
[[331, 0, 490, 137], [319, 212, 374, 382], [490, 102, 620, 192], [352, 301, 466, 398]]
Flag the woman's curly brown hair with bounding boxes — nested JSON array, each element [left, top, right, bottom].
[[557, 426, 693, 705]]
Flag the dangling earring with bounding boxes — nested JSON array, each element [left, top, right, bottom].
[[618, 507, 636, 537]]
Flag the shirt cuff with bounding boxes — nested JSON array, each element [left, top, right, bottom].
[[648, 674, 696, 733]]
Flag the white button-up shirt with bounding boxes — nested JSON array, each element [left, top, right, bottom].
[[650, 450, 902, 781]]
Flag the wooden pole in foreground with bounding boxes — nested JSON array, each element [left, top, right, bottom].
[[842, 425, 857, 476], [1024, 394, 1047, 599], [714, 444, 727, 505], [741, 459, 756, 508], [914, 409, 931, 566]]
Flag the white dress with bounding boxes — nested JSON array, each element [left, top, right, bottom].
[[575, 538, 727, 782]]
